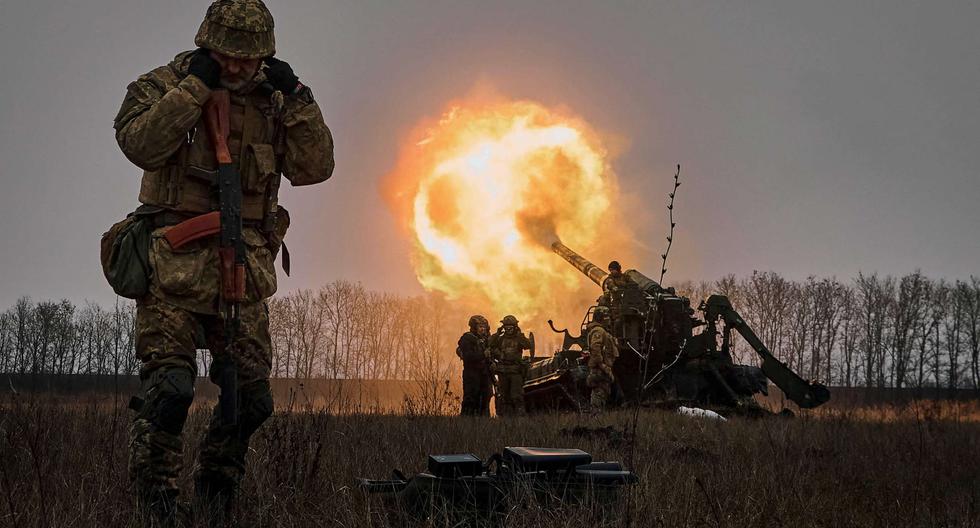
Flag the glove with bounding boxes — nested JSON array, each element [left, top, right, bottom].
[[263, 57, 300, 94], [187, 48, 221, 89]]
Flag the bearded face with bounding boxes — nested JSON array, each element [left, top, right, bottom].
[[209, 51, 261, 91]]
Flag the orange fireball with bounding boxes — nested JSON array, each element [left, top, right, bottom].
[[383, 98, 633, 327]]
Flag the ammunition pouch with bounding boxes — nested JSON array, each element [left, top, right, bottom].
[[100, 206, 160, 299], [243, 228, 278, 301], [243, 143, 277, 194], [141, 162, 273, 221]]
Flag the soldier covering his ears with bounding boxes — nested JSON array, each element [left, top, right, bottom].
[[112, 0, 334, 523], [487, 315, 532, 416]]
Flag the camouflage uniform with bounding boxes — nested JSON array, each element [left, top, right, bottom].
[[603, 262, 630, 292], [586, 322, 618, 410], [113, 0, 333, 519], [604, 273, 631, 291], [488, 317, 531, 416], [457, 331, 492, 416]]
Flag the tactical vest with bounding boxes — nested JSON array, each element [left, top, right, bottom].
[[495, 335, 526, 364], [138, 78, 285, 228]]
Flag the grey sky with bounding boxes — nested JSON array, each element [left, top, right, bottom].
[[0, 0, 977, 308]]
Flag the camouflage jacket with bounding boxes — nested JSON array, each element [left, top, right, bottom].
[[488, 331, 531, 373], [457, 332, 489, 368], [603, 274, 631, 292], [113, 51, 334, 314], [587, 323, 618, 378]]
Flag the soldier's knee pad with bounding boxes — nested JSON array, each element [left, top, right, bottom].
[[140, 367, 195, 435], [238, 381, 273, 438]]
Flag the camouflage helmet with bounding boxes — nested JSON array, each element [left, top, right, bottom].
[[468, 315, 489, 329], [195, 0, 276, 59], [500, 315, 519, 326], [607, 260, 622, 272]]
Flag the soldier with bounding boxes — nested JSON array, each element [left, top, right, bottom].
[[456, 315, 492, 416], [605, 261, 631, 291], [488, 315, 532, 416], [586, 307, 619, 412], [113, 0, 333, 523]]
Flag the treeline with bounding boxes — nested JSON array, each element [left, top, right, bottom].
[[0, 281, 457, 383], [266, 281, 455, 381], [0, 298, 138, 378], [1, 273, 979, 391], [676, 272, 980, 390]]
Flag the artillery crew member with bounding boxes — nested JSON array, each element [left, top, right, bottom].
[[586, 307, 619, 411], [112, 0, 334, 523], [604, 261, 631, 291], [457, 315, 492, 416], [488, 315, 532, 416]]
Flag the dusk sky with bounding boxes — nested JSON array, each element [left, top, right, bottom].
[[0, 0, 977, 309]]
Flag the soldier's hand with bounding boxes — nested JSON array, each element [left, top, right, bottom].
[[263, 57, 300, 94], [188, 48, 221, 89]]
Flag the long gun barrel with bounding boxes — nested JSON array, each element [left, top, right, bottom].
[[552, 241, 607, 287], [552, 241, 662, 294]]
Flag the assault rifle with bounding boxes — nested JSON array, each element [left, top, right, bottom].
[[208, 89, 245, 427], [163, 89, 243, 426]]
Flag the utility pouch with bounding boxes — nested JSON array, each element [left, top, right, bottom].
[[243, 229, 278, 302], [100, 211, 154, 299], [243, 143, 277, 193]]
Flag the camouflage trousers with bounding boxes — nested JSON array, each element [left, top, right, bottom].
[[587, 369, 614, 411], [494, 369, 525, 416], [130, 294, 274, 504]]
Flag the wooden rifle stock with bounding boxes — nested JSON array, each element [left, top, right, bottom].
[[204, 90, 232, 164]]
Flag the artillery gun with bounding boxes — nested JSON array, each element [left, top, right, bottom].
[[523, 242, 830, 414]]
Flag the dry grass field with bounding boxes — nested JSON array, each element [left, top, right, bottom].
[[0, 390, 978, 528]]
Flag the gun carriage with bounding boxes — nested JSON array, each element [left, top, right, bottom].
[[523, 242, 830, 414]]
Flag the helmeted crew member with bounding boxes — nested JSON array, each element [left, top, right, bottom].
[[605, 260, 630, 291], [586, 307, 619, 412], [488, 315, 532, 416], [457, 315, 492, 416]]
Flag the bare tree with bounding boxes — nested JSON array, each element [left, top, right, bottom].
[[964, 277, 980, 389], [837, 286, 860, 386], [888, 272, 929, 388], [739, 271, 795, 367], [809, 278, 845, 383], [855, 273, 895, 388]]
